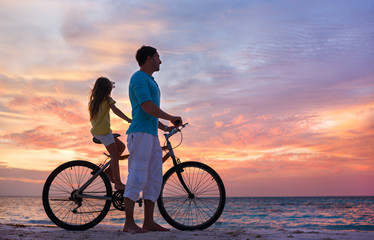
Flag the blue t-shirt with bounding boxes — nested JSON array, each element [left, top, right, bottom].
[[126, 71, 161, 136]]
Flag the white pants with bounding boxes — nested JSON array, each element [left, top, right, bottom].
[[124, 132, 163, 202]]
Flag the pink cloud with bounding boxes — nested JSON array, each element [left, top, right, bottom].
[[0, 0, 373, 197], [214, 121, 224, 128], [8, 95, 87, 125], [0, 124, 103, 159]]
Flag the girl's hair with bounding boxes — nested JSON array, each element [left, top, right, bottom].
[[89, 77, 113, 120]]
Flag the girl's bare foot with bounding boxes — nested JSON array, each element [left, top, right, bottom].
[[143, 222, 170, 232], [114, 182, 126, 190], [123, 222, 148, 234]]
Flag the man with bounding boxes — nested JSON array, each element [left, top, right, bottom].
[[123, 46, 182, 233]]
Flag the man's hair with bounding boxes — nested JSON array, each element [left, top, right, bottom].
[[136, 46, 157, 66]]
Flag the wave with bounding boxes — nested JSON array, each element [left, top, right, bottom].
[[324, 225, 374, 231], [27, 220, 54, 225]]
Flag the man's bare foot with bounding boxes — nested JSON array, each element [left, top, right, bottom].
[[104, 169, 114, 183], [114, 182, 126, 190], [143, 222, 170, 232], [123, 222, 148, 234]]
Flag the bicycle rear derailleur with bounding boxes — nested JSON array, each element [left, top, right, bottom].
[[112, 190, 143, 211]]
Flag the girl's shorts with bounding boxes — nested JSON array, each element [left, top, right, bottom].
[[93, 131, 115, 146]]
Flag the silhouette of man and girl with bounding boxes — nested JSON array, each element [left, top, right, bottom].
[[88, 46, 182, 233]]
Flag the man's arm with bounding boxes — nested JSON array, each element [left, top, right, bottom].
[[141, 101, 182, 127]]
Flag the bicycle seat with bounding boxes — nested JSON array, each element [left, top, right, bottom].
[[92, 133, 121, 144]]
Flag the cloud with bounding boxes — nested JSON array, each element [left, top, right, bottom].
[[0, 125, 89, 151], [6, 94, 87, 124], [214, 121, 224, 128], [0, 165, 50, 196], [1, 0, 374, 196], [0, 165, 49, 181]]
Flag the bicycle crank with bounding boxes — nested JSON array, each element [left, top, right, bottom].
[[112, 190, 143, 211], [112, 190, 125, 211]]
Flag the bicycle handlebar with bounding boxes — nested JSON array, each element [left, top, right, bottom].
[[165, 123, 188, 139]]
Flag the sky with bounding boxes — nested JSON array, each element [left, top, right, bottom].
[[0, 0, 373, 197]]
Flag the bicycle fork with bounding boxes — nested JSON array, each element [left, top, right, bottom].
[[166, 141, 194, 199]]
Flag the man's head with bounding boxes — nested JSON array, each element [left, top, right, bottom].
[[136, 46, 162, 72]]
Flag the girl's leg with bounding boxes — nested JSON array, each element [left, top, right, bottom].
[[105, 141, 125, 190], [115, 138, 126, 155], [105, 138, 126, 184]]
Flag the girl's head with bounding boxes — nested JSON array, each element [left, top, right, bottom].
[[89, 77, 113, 120], [92, 77, 113, 97]]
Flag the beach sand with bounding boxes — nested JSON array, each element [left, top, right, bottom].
[[1, 223, 374, 240]]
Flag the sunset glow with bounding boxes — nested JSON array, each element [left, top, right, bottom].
[[0, 0, 373, 197]]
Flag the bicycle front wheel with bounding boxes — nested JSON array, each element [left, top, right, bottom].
[[157, 161, 226, 230], [42, 160, 112, 230]]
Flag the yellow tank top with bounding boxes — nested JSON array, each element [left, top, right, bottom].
[[90, 97, 116, 135]]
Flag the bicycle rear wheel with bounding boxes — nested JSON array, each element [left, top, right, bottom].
[[157, 161, 226, 230], [42, 160, 112, 230]]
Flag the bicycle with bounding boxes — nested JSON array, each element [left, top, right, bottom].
[[42, 123, 226, 231]]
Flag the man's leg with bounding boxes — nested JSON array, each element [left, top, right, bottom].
[[123, 133, 153, 233], [123, 197, 148, 233], [142, 135, 169, 231], [143, 199, 170, 231]]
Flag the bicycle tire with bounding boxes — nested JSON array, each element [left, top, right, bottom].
[[157, 161, 226, 230], [42, 160, 112, 230]]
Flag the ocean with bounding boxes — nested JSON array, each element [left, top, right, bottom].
[[1, 196, 373, 231]]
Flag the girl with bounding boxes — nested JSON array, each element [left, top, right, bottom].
[[89, 77, 132, 190]]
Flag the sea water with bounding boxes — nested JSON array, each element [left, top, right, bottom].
[[0, 196, 373, 231]]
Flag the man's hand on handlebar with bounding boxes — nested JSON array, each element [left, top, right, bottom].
[[171, 117, 183, 127]]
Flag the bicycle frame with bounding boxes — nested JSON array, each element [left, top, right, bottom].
[[73, 123, 191, 201], [73, 159, 112, 201]]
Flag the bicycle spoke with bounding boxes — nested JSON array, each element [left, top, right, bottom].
[[158, 162, 225, 230]]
